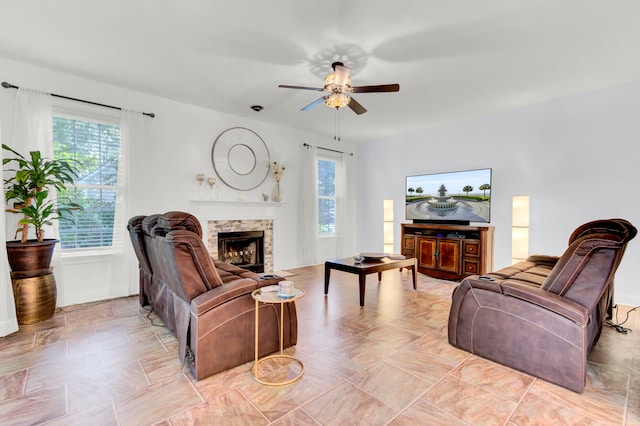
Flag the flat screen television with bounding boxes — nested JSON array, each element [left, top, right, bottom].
[[405, 168, 492, 224]]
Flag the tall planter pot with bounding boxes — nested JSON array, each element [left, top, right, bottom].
[[11, 272, 57, 324], [6, 239, 59, 324], [6, 239, 58, 274]]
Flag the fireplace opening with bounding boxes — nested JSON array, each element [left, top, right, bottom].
[[218, 230, 264, 273]]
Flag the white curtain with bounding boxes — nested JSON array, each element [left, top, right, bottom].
[[9, 88, 66, 304], [300, 145, 318, 265], [110, 110, 143, 297], [12, 88, 53, 157], [335, 152, 355, 258], [1, 117, 19, 337]]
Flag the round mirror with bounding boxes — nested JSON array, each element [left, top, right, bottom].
[[228, 144, 256, 175], [211, 127, 270, 191]]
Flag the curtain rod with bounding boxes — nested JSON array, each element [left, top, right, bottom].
[[1, 81, 155, 118], [303, 142, 353, 156]]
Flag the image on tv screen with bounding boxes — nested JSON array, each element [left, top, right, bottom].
[[405, 168, 492, 223]]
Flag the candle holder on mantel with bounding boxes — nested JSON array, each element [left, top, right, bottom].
[[207, 177, 218, 200], [196, 173, 205, 199]]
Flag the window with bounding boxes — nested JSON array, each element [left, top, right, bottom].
[[317, 158, 336, 235], [53, 115, 120, 249]]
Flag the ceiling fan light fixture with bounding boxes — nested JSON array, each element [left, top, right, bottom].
[[279, 61, 398, 115], [323, 72, 352, 88], [324, 93, 351, 109]]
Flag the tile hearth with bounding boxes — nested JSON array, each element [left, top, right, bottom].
[[0, 265, 638, 425]]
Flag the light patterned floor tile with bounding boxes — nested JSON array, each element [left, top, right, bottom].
[[301, 349, 364, 391], [451, 356, 534, 403], [331, 334, 396, 368], [0, 369, 27, 403], [303, 381, 397, 425], [114, 373, 203, 425], [389, 398, 468, 426], [0, 386, 67, 425], [241, 376, 322, 422], [424, 375, 517, 425], [349, 361, 432, 411], [168, 389, 268, 425], [359, 323, 422, 350], [528, 378, 625, 425], [511, 392, 608, 425]]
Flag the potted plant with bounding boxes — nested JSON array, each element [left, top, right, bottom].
[[3, 144, 82, 272]]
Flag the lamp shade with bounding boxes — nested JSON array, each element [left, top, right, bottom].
[[512, 195, 530, 264], [512, 195, 530, 227], [383, 199, 394, 253]]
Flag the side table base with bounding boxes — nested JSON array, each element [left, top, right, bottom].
[[251, 354, 304, 386]]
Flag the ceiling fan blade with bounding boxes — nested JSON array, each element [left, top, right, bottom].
[[347, 97, 367, 115], [333, 64, 351, 87], [351, 83, 400, 93], [301, 97, 327, 111], [279, 84, 324, 91]]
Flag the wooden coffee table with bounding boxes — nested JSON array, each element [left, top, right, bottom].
[[324, 257, 417, 307]]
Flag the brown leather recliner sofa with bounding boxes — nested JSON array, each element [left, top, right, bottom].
[[448, 219, 636, 393], [127, 211, 297, 380]]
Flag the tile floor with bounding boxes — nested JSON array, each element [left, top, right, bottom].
[[0, 264, 639, 425]]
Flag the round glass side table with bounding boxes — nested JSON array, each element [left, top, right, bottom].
[[251, 287, 305, 385]]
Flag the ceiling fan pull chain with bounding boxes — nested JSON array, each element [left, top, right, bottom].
[[334, 109, 341, 142]]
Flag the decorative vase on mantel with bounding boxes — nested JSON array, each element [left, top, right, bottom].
[[271, 181, 282, 202]]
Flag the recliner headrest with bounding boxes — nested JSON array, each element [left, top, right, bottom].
[[141, 214, 161, 236], [127, 215, 146, 232], [156, 211, 202, 237], [569, 218, 637, 245]]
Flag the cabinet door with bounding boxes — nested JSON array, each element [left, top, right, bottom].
[[463, 241, 480, 257], [418, 237, 437, 270], [438, 240, 461, 274], [402, 235, 416, 258], [463, 259, 480, 274]]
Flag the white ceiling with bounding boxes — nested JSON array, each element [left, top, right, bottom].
[[1, 0, 639, 142]]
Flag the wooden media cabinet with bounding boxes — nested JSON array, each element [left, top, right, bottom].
[[401, 223, 494, 280]]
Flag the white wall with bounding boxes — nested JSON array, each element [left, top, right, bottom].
[[356, 80, 640, 306], [0, 57, 355, 305], [4, 55, 639, 307]]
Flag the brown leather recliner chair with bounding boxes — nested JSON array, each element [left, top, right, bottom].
[[128, 211, 297, 380], [127, 215, 152, 307], [448, 219, 636, 393]]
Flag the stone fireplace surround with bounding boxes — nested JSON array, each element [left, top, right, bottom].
[[207, 219, 274, 272]]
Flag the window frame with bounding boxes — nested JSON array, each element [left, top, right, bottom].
[[317, 153, 340, 237], [52, 102, 121, 253]]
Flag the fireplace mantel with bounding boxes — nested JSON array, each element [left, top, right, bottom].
[[189, 200, 285, 207]]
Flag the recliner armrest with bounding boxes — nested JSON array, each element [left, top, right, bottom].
[[526, 254, 560, 267], [463, 276, 504, 293], [501, 281, 589, 325], [191, 278, 258, 316]]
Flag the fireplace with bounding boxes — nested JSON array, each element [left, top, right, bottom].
[[208, 219, 274, 272], [218, 230, 265, 273]]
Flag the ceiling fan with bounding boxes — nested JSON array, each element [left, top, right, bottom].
[[278, 62, 400, 115]]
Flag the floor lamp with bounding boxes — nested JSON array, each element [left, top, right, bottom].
[[512, 195, 530, 264], [383, 199, 394, 254]]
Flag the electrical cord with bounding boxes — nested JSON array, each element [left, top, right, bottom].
[[606, 304, 639, 334]]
